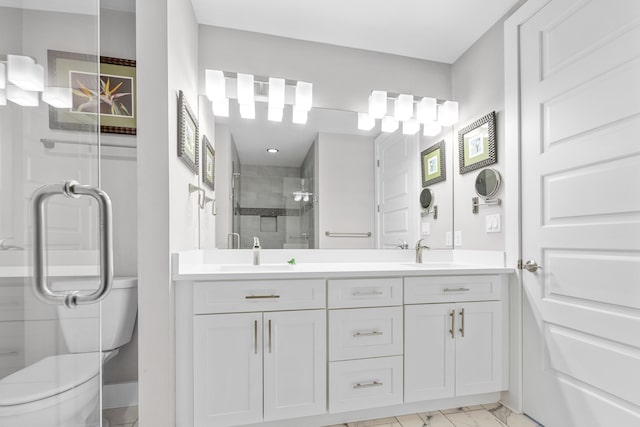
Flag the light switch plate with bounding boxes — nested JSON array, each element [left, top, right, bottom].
[[445, 231, 452, 246], [454, 231, 462, 247], [485, 214, 502, 233], [421, 220, 430, 236]]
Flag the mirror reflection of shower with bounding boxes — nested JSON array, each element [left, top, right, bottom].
[[231, 165, 315, 249]]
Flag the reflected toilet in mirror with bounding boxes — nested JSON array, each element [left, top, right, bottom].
[[472, 168, 502, 214]]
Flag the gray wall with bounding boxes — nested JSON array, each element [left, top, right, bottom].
[[198, 26, 452, 113]]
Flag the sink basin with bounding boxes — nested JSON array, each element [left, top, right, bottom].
[[217, 264, 295, 272], [401, 262, 454, 269]]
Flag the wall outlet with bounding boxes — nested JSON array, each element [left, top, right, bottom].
[[421, 220, 430, 236], [445, 231, 452, 246], [454, 231, 462, 247], [485, 214, 502, 233]]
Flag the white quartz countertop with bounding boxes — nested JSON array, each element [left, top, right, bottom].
[[173, 250, 514, 281]]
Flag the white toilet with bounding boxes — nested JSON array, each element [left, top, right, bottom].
[[0, 277, 138, 427]]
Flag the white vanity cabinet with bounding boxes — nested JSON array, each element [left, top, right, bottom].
[[192, 280, 327, 427], [404, 276, 507, 402]]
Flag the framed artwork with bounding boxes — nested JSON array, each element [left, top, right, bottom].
[[458, 111, 496, 174], [202, 136, 215, 190], [178, 90, 199, 174], [421, 140, 446, 187], [47, 50, 136, 135]]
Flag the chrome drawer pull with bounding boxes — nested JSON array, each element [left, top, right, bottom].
[[245, 295, 281, 299], [352, 290, 384, 297], [353, 381, 383, 389], [353, 330, 383, 337], [443, 287, 470, 293]]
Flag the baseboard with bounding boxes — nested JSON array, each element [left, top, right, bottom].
[[103, 381, 138, 409]]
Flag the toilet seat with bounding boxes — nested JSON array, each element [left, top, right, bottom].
[[0, 352, 112, 407]]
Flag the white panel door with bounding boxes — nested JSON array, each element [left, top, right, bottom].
[[520, 0, 640, 425], [455, 301, 503, 396], [194, 313, 263, 427], [375, 132, 420, 248], [404, 303, 455, 401], [263, 310, 326, 421]]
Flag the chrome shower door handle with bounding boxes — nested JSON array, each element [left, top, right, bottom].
[[33, 180, 114, 308]]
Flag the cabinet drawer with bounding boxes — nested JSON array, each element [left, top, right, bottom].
[[329, 356, 403, 413], [328, 278, 402, 308], [405, 275, 502, 304], [329, 307, 403, 361], [193, 280, 326, 314]]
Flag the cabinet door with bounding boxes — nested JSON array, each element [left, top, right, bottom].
[[455, 301, 503, 396], [404, 304, 455, 402], [194, 313, 263, 427], [263, 310, 327, 421]]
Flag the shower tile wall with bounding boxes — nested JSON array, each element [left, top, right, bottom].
[[239, 165, 305, 249]]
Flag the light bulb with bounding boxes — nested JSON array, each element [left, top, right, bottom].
[[358, 112, 375, 131], [402, 118, 419, 135], [7, 85, 38, 106], [268, 78, 285, 110], [368, 90, 387, 119], [295, 81, 313, 112], [211, 97, 229, 117], [417, 97, 437, 123], [381, 116, 399, 133], [205, 70, 225, 102], [438, 101, 459, 126], [7, 55, 43, 92], [237, 73, 254, 105], [394, 94, 413, 122], [239, 103, 255, 119], [268, 107, 283, 122], [292, 107, 308, 124], [42, 87, 72, 108]]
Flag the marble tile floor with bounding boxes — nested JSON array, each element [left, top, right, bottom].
[[324, 403, 543, 427], [102, 406, 138, 427]]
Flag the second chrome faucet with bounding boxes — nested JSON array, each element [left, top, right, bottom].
[[252, 237, 261, 265], [415, 238, 430, 263]]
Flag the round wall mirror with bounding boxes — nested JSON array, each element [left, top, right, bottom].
[[475, 168, 502, 200], [420, 188, 434, 209]]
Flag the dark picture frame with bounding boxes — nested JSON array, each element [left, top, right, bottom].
[[203, 136, 215, 190], [421, 140, 446, 187], [458, 111, 496, 174], [178, 90, 199, 174], [47, 50, 137, 135]]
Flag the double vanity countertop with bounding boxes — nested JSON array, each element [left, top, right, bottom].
[[173, 249, 514, 281]]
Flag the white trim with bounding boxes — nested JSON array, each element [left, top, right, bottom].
[[103, 381, 139, 409], [502, 0, 553, 414]]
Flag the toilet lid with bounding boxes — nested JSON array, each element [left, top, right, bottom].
[[0, 353, 105, 406]]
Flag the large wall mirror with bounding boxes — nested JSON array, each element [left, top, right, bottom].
[[196, 26, 459, 250]]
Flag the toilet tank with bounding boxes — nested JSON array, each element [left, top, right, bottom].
[[52, 277, 138, 353]]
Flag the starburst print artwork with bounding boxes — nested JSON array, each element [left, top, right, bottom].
[[70, 71, 134, 117]]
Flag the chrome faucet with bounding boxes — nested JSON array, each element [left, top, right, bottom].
[[227, 233, 240, 249], [252, 237, 261, 265], [415, 238, 430, 263], [395, 240, 409, 249]]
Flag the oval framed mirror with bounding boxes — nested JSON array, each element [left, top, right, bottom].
[[420, 188, 434, 209], [475, 168, 502, 200]]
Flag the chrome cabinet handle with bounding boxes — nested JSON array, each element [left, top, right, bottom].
[[352, 290, 384, 297], [353, 381, 383, 389], [32, 180, 113, 308], [268, 319, 272, 353], [254, 320, 258, 355], [524, 260, 543, 273], [353, 330, 383, 337], [459, 308, 465, 338], [449, 309, 455, 339], [245, 294, 280, 299], [443, 287, 470, 293]]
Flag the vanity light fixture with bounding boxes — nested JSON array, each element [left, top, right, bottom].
[[402, 118, 419, 135], [7, 85, 38, 107], [438, 101, 459, 126], [42, 87, 72, 109], [292, 106, 308, 124], [381, 116, 399, 133], [295, 81, 313, 112], [394, 94, 414, 122], [0, 63, 5, 89], [239, 103, 255, 120], [417, 97, 437, 123], [368, 90, 387, 119], [266, 148, 279, 153], [357, 112, 375, 131], [423, 121, 442, 136], [7, 55, 44, 92], [206, 70, 229, 117], [211, 97, 229, 117]]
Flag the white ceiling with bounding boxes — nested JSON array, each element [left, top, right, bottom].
[[191, 0, 521, 63], [218, 103, 377, 168]]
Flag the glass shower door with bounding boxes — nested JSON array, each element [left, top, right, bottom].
[[0, 2, 107, 426]]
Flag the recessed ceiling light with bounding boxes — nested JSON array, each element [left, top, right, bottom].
[[266, 148, 279, 153]]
